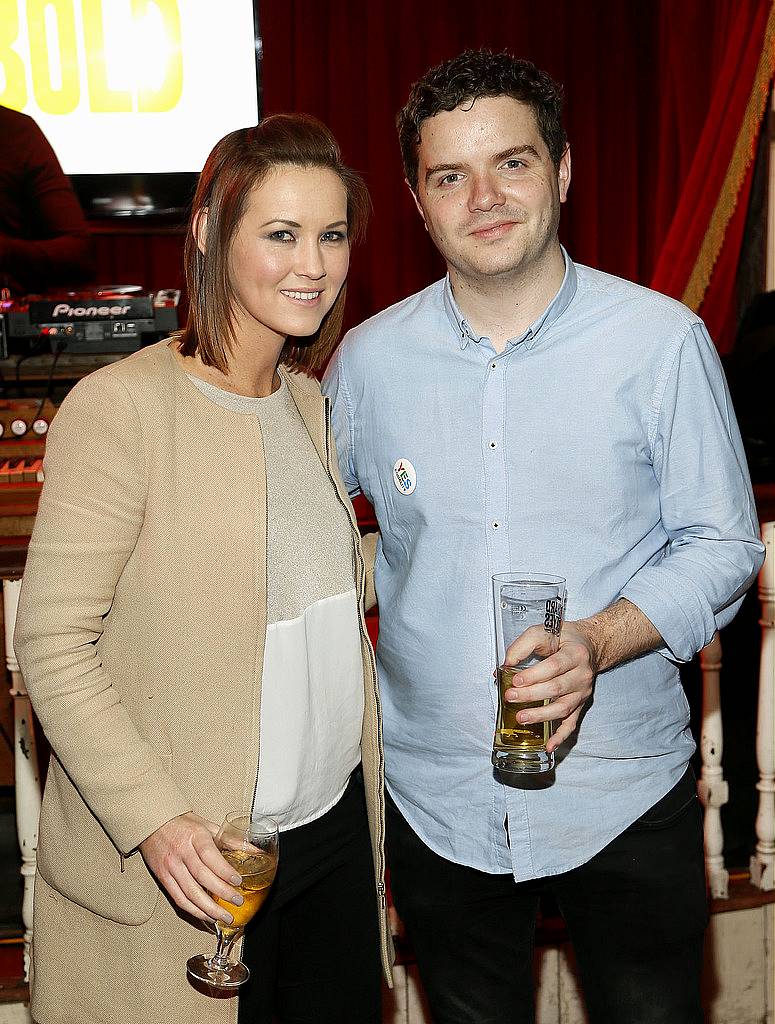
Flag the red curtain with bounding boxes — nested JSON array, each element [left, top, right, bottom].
[[651, 1, 774, 351], [261, 0, 774, 351]]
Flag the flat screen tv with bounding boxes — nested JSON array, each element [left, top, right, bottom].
[[2, 0, 262, 217]]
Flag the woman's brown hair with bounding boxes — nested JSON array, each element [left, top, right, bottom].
[[177, 114, 370, 375]]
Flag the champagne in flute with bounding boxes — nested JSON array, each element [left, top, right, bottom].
[[186, 812, 279, 989]]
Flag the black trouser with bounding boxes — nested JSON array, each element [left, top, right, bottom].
[[238, 770, 382, 1024], [387, 768, 708, 1024]]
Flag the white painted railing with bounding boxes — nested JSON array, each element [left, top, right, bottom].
[[698, 632, 730, 898], [2, 576, 41, 981], [751, 520, 775, 892]]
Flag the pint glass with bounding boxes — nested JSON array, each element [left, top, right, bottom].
[[491, 573, 566, 774]]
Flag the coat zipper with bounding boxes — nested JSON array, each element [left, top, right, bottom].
[[249, 417, 269, 816]]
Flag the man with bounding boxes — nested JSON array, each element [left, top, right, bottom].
[[0, 105, 94, 294], [322, 50, 764, 1023]]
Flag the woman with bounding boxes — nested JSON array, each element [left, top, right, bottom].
[[14, 115, 391, 1024]]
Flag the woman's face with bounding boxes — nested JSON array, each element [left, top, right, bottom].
[[226, 164, 350, 347]]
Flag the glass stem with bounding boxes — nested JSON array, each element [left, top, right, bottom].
[[210, 924, 238, 968]]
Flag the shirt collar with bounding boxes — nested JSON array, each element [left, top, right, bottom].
[[442, 246, 578, 351]]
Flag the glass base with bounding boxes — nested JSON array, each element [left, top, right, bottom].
[[186, 953, 250, 988], [492, 747, 554, 774]]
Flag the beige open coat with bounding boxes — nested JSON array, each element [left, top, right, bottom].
[[14, 341, 392, 1024]]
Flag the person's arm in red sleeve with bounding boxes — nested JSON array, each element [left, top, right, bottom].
[[0, 111, 95, 290]]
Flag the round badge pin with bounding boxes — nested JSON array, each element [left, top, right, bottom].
[[393, 459, 416, 495]]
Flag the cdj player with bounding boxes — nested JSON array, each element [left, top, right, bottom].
[[0, 285, 181, 357]]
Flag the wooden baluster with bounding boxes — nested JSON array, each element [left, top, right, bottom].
[[698, 632, 729, 898], [751, 521, 775, 891], [3, 576, 42, 979]]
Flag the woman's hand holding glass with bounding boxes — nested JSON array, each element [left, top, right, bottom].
[[186, 812, 279, 988], [139, 811, 245, 925]]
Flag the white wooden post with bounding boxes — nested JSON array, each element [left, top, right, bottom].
[[698, 632, 729, 898], [3, 577, 42, 979], [751, 521, 775, 891]]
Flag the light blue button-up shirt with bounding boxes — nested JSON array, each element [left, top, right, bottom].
[[322, 252, 764, 882]]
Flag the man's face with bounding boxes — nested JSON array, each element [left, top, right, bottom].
[[413, 95, 570, 285]]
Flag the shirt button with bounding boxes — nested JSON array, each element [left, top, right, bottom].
[[490, 362, 497, 370], [492, 521, 500, 529], [489, 441, 497, 449]]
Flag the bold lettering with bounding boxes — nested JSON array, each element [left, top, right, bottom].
[[27, 0, 80, 114], [0, 3, 28, 109], [82, 0, 131, 112], [131, 0, 182, 112], [52, 303, 68, 315]]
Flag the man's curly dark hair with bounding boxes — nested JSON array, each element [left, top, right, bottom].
[[397, 50, 566, 192]]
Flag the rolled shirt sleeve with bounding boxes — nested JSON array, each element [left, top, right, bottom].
[[621, 321, 765, 662]]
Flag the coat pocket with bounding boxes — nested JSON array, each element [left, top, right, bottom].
[[36, 758, 162, 926]]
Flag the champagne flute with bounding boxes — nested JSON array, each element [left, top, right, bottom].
[[186, 811, 279, 988]]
